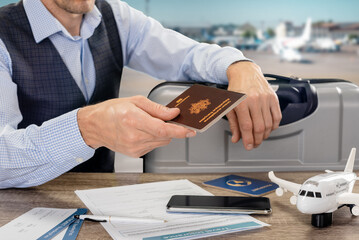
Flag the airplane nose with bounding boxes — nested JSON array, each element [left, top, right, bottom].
[[296, 197, 331, 214], [296, 198, 310, 214]]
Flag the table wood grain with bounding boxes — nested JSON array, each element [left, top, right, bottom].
[[1, 172, 358, 240]]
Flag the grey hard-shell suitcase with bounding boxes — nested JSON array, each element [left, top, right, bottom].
[[144, 74, 359, 173]]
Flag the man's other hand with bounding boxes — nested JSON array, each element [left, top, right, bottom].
[[77, 96, 196, 157], [226, 61, 282, 150]]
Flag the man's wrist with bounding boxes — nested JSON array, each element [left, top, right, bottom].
[[227, 60, 254, 78], [227, 61, 253, 84], [77, 106, 100, 149]]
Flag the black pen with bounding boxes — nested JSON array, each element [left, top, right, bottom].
[[75, 214, 167, 224]]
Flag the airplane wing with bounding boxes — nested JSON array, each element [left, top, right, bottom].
[[337, 193, 359, 206], [268, 171, 301, 195]]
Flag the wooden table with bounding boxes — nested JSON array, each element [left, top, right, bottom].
[[1, 172, 359, 239]]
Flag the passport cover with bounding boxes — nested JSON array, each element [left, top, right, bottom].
[[203, 174, 279, 196], [166, 84, 246, 132]]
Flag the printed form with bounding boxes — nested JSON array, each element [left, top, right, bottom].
[[0, 208, 77, 240], [75, 179, 269, 240]]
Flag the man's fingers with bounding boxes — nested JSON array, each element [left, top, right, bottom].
[[227, 110, 240, 143], [262, 97, 273, 140], [133, 96, 180, 121], [248, 99, 265, 148], [125, 139, 173, 158], [127, 106, 195, 139], [154, 122, 196, 139], [142, 139, 174, 154], [130, 96, 196, 139], [116, 109, 195, 157], [270, 95, 282, 130], [235, 102, 254, 150]]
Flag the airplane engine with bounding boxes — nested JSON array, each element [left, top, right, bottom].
[[275, 187, 284, 196], [290, 195, 297, 205], [350, 205, 359, 216]]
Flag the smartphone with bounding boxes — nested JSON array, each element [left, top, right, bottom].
[[166, 195, 272, 214]]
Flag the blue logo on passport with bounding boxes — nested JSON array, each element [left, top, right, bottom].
[[226, 179, 252, 187], [204, 174, 278, 196]]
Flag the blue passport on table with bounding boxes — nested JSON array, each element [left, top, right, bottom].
[[203, 174, 279, 196]]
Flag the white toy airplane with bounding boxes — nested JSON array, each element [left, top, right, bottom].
[[268, 148, 359, 227]]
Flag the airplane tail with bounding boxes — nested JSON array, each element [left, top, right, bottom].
[[275, 22, 286, 38], [301, 18, 312, 42], [344, 148, 356, 172]]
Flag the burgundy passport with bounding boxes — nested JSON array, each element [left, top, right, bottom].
[[166, 84, 246, 132]]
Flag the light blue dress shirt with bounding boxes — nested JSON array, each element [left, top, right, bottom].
[[0, 0, 248, 188]]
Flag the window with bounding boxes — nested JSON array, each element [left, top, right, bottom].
[[299, 190, 306, 196], [315, 192, 322, 198], [306, 191, 315, 197]]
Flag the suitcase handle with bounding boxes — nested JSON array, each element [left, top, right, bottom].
[[263, 74, 318, 125]]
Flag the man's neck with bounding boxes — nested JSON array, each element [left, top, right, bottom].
[[41, 0, 83, 36]]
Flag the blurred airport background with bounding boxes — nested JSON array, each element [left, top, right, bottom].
[[124, 0, 359, 82], [1, 1, 359, 172]]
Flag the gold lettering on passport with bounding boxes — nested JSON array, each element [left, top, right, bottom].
[[175, 95, 190, 107], [189, 99, 211, 114], [200, 98, 231, 123]]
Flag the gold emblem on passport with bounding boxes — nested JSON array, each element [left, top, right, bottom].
[[226, 179, 252, 187], [166, 84, 246, 132], [189, 99, 211, 114]]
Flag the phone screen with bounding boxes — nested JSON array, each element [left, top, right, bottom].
[[166, 195, 271, 214]]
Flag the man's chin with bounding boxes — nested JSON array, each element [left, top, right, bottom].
[[54, 0, 95, 14]]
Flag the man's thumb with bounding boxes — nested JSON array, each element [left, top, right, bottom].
[[136, 97, 180, 121]]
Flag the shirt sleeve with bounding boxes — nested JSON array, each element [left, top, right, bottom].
[[0, 39, 95, 189], [109, 0, 251, 84]]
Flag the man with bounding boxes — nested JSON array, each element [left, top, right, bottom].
[[0, 0, 281, 188]]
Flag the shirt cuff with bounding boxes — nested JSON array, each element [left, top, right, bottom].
[[214, 47, 253, 84], [40, 108, 95, 169]]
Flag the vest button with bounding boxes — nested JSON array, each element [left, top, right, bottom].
[[76, 158, 84, 163]]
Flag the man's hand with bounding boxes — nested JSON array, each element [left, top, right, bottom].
[[226, 61, 282, 150], [77, 96, 196, 157]]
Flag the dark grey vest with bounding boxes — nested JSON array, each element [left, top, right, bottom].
[[0, 0, 123, 172]]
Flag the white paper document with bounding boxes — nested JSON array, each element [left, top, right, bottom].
[[0, 208, 77, 240], [75, 179, 269, 240]]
